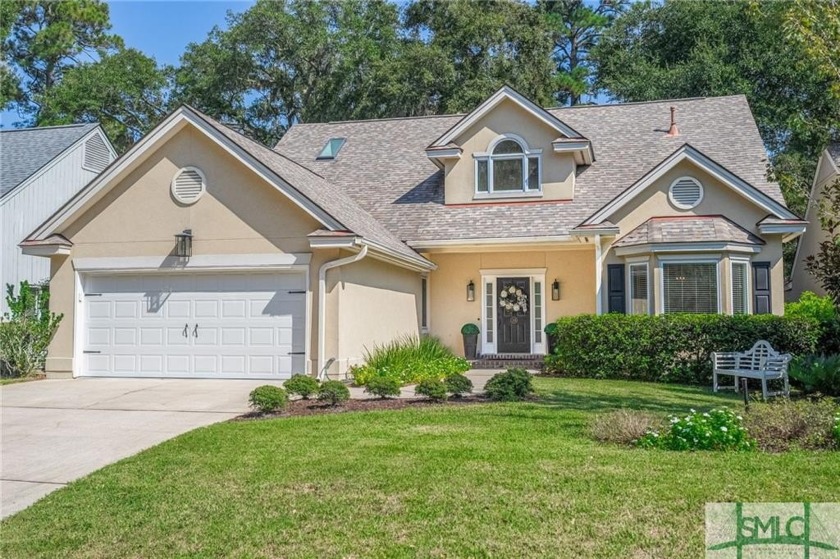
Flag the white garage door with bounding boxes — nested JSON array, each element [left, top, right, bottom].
[[82, 272, 306, 379]]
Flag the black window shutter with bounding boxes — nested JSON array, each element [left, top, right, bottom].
[[752, 261, 771, 314], [607, 264, 626, 314]]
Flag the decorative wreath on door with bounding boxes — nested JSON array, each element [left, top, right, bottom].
[[499, 284, 528, 315]]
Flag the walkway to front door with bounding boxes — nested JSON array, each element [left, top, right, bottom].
[[497, 277, 531, 353]]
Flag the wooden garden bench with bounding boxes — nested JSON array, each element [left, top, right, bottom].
[[711, 340, 791, 400]]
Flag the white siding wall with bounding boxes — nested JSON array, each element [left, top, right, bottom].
[[1, 135, 108, 313]]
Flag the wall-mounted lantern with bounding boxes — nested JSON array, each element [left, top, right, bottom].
[[466, 280, 476, 302], [551, 278, 561, 301], [175, 229, 193, 260]]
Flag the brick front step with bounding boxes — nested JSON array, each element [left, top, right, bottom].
[[469, 354, 544, 370]]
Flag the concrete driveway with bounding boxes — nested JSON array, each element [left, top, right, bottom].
[[1, 378, 267, 519]]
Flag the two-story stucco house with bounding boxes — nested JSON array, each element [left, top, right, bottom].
[[1, 123, 116, 314], [21, 87, 806, 380]]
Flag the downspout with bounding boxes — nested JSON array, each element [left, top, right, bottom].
[[594, 234, 603, 315], [317, 244, 369, 380]]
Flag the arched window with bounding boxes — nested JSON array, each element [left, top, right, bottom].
[[475, 135, 541, 194]]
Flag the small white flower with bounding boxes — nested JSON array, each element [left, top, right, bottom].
[[500, 290, 508, 298], [720, 426, 728, 432]]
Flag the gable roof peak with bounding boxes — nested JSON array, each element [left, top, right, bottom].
[[428, 85, 586, 149]]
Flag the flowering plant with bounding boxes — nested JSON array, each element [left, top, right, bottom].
[[637, 408, 754, 451], [499, 284, 528, 314]]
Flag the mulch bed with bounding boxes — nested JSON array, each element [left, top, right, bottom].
[[234, 394, 491, 421]]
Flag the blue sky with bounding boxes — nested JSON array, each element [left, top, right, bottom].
[[1, 0, 255, 127]]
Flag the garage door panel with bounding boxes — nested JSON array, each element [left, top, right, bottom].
[[166, 355, 190, 374], [221, 328, 246, 346], [113, 355, 137, 373], [166, 300, 191, 319], [140, 355, 164, 373], [249, 328, 274, 345], [83, 272, 305, 379], [222, 300, 247, 318], [113, 328, 137, 345], [140, 327, 164, 346], [194, 299, 219, 318]]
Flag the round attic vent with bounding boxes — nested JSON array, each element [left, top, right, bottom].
[[668, 176, 703, 210], [171, 167, 206, 204]]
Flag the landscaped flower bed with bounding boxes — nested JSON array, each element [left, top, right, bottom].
[[350, 335, 469, 386]]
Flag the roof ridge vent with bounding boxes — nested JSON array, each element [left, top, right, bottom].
[[665, 106, 680, 137]]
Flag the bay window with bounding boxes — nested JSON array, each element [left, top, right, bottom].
[[475, 136, 541, 195], [662, 261, 719, 314]]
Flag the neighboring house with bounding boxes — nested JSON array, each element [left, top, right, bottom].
[[21, 87, 805, 380], [788, 143, 839, 300], [1, 124, 116, 314]]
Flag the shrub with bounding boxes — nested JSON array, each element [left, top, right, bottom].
[[785, 291, 837, 322], [637, 408, 754, 451], [460, 323, 480, 335], [283, 374, 320, 399], [786, 292, 840, 355], [544, 314, 819, 385], [817, 318, 840, 354], [248, 385, 288, 413], [364, 377, 401, 399], [834, 414, 840, 445], [415, 378, 447, 401], [318, 380, 350, 406], [590, 409, 664, 446], [789, 354, 840, 396], [444, 373, 473, 397], [484, 368, 534, 401], [742, 398, 839, 452], [351, 335, 469, 386], [0, 282, 63, 378]]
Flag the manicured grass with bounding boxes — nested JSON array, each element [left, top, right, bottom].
[[2, 378, 836, 558], [0, 376, 42, 386]]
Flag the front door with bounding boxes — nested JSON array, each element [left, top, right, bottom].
[[496, 277, 531, 353]]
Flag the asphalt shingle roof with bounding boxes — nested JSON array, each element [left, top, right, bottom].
[[275, 95, 783, 243], [613, 216, 765, 247], [0, 123, 98, 197], [190, 108, 428, 265]]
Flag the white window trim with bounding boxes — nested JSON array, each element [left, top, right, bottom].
[[729, 257, 752, 315], [474, 134, 543, 197], [627, 261, 651, 315], [420, 274, 430, 333], [479, 270, 547, 355], [668, 176, 704, 210], [171, 166, 207, 205], [658, 256, 722, 314]]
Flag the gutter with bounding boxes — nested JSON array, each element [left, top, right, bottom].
[[317, 244, 369, 380]]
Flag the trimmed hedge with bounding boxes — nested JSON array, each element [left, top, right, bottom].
[[544, 314, 819, 385]]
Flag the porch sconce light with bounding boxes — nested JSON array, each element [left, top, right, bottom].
[[466, 280, 476, 302], [551, 279, 561, 301], [175, 229, 193, 260]]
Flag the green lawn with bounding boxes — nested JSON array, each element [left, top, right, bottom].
[[2, 378, 836, 558]]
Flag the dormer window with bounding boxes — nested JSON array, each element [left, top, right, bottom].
[[475, 135, 541, 196]]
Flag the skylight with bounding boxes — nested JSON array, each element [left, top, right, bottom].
[[317, 138, 346, 160]]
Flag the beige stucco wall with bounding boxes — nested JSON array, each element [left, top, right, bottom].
[[602, 159, 786, 314], [43, 124, 418, 377], [425, 248, 595, 355], [443, 98, 577, 204], [789, 151, 836, 300], [322, 255, 423, 374]]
